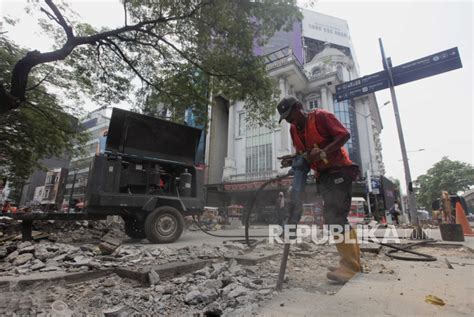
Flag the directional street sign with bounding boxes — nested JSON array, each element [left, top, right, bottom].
[[335, 47, 462, 102], [391, 47, 462, 86], [335, 71, 389, 101]]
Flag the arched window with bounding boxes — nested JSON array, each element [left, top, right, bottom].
[[312, 66, 321, 77]]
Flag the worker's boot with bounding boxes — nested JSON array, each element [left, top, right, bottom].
[[327, 229, 361, 284]]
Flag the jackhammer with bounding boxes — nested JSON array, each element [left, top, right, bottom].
[[275, 154, 310, 290]]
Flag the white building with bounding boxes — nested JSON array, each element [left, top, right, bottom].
[[64, 107, 110, 204], [205, 9, 384, 207]]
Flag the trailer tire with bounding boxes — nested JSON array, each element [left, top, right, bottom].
[[145, 206, 184, 243], [124, 217, 146, 239]]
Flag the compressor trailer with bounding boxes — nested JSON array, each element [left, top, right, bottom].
[[8, 108, 205, 243]]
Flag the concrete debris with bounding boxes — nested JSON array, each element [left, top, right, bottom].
[[13, 253, 34, 266], [2, 221, 420, 316], [148, 270, 160, 285], [0, 238, 288, 316], [99, 233, 123, 255], [103, 305, 137, 317], [103, 277, 117, 288]]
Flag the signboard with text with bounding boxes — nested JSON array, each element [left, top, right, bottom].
[[390, 47, 462, 86], [335, 71, 389, 101], [335, 47, 462, 102]]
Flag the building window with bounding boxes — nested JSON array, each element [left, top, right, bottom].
[[237, 112, 245, 137], [245, 123, 272, 173], [333, 97, 361, 166], [309, 99, 319, 110]]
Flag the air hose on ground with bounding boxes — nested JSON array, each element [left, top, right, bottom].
[[369, 238, 437, 261]]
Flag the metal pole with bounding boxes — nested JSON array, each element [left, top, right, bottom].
[[68, 169, 78, 213], [378, 38, 418, 225], [364, 113, 373, 219]]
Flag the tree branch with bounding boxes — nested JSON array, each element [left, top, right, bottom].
[[40, 7, 60, 25], [26, 62, 57, 91], [123, 0, 128, 26], [1, 0, 213, 114], [44, 0, 74, 39]]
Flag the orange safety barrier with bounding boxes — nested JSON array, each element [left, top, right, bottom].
[[455, 202, 474, 237]]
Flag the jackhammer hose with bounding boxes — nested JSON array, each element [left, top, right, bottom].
[[371, 238, 438, 261], [244, 172, 292, 246], [191, 172, 291, 242]]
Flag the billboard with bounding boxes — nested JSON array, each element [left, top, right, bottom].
[[301, 9, 358, 70]]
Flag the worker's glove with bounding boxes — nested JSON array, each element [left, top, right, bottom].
[[309, 148, 327, 162]]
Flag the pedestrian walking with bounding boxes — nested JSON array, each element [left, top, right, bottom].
[[389, 201, 401, 225], [276, 191, 287, 227]]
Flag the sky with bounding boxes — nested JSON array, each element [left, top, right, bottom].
[[307, 0, 473, 194], [1, 0, 473, 194]]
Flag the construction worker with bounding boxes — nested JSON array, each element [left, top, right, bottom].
[[277, 96, 361, 284], [1, 199, 11, 214]]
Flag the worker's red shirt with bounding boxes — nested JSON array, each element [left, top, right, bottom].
[[290, 109, 352, 173]]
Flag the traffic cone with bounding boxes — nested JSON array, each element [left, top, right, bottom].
[[455, 202, 474, 237]]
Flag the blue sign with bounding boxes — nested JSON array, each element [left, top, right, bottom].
[[391, 47, 462, 86], [335, 47, 462, 102], [335, 71, 389, 101]]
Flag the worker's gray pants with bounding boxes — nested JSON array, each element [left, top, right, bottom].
[[318, 171, 353, 228]]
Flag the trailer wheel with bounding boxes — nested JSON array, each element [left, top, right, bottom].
[[145, 206, 184, 243], [124, 216, 146, 239]]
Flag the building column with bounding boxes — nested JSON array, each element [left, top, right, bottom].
[[222, 102, 236, 181], [326, 87, 334, 113], [320, 86, 328, 111]]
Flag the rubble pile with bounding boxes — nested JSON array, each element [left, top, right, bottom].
[[34, 219, 128, 243], [0, 255, 281, 316], [66, 258, 278, 316], [0, 217, 21, 238], [0, 235, 354, 316], [0, 239, 243, 277], [0, 217, 128, 243]]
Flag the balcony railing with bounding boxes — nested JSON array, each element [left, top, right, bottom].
[[264, 46, 303, 72]]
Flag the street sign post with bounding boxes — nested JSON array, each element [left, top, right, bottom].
[[335, 40, 463, 227]]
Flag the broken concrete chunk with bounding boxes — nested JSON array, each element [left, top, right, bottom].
[[103, 305, 137, 317], [204, 302, 223, 316], [99, 242, 120, 255], [40, 266, 61, 272], [148, 270, 160, 286], [184, 290, 203, 305], [18, 245, 35, 254], [6, 250, 19, 262], [0, 247, 7, 259], [17, 241, 33, 250], [30, 259, 46, 271], [103, 277, 117, 288], [13, 253, 34, 266], [101, 235, 122, 247], [228, 285, 249, 298]]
